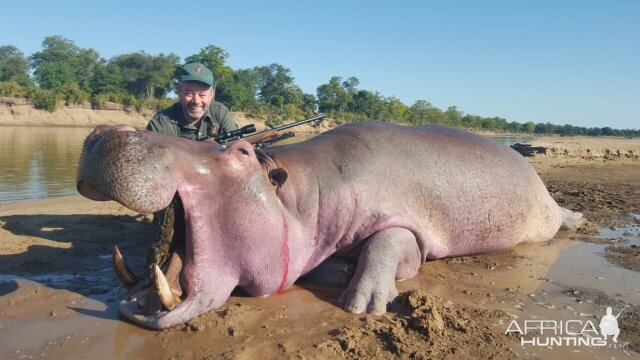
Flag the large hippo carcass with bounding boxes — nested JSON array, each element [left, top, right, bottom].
[[76, 122, 582, 329]]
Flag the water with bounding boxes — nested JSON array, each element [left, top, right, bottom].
[[0, 126, 94, 203], [0, 126, 530, 204]]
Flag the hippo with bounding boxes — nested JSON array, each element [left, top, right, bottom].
[[76, 122, 582, 329]]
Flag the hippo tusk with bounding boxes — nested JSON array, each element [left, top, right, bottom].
[[153, 264, 181, 311], [113, 245, 139, 287], [164, 250, 184, 297]]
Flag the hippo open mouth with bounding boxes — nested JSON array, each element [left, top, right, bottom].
[[80, 174, 195, 328], [112, 194, 191, 324]]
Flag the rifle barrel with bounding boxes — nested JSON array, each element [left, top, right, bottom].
[[270, 113, 325, 132]]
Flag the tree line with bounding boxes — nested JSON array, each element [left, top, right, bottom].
[[0, 35, 637, 136]]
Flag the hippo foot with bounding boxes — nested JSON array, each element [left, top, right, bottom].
[[338, 227, 421, 315], [339, 277, 399, 315], [559, 207, 584, 230]]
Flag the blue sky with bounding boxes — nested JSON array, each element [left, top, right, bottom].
[[1, 0, 638, 129]]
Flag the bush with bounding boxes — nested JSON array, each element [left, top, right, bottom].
[[0, 80, 27, 97], [265, 115, 284, 128], [91, 92, 140, 108], [283, 103, 304, 121], [57, 84, 90, 105], [91, 93, 110, 106], [121, 93, 138, 107], [32, 89, 60, 112], [154, 97, 175, 111]]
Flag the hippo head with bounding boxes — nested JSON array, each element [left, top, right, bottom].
[[77, 125, 292, 329]]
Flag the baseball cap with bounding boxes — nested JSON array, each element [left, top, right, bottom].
[[178, 62, 215, 87]]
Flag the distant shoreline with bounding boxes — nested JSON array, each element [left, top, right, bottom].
[[1, 101, 638, 147]]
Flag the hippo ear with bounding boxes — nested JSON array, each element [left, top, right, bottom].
[[268, 168, 288, 187]]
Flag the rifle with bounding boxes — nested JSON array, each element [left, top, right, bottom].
[[214, 113, 325, 148]]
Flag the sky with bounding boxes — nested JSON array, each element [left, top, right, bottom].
[[1, 0, 638, 129]]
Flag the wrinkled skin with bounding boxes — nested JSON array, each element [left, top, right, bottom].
[[76, 122, 582, 329]]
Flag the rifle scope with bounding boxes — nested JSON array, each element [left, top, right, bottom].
[[215, 124, 256, 143]]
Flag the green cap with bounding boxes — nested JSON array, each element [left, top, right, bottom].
[[178, 62, 214, 87]]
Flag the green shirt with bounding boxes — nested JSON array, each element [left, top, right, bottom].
[[146, 101, 237, 140]]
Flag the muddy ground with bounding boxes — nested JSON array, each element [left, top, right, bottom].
[[1, 154, 639, 359]]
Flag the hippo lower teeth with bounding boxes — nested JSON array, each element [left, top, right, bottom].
[[153, 264, 182, 311], [113, 244, 185, 313]]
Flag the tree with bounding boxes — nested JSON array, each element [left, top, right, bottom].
[[342, 76, 359, 95], [30, 36, 99, 92], [91, 61, 123, 95], [112, 51, 179, 102], [523, 121, 535, 133], [301, 93, 317, 115], [0, 45, 32, 88], [255, 63, 295, 105], [228, 68, 260, 110], [409, 100, 433, 124], [445, 106, 463, 126], [383, 96, 410, 122], [317, 76, 349, 115], [353, 90, 385, 118]]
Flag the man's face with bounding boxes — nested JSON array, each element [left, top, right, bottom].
[[178, 81, 214, 123]]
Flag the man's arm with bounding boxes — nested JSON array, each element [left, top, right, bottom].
[[215, 103, 238, 133], [146, 117, 160, 132]]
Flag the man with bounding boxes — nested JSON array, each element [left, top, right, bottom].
[[144, 63, 237, 285], [146, 62, 237, 139]]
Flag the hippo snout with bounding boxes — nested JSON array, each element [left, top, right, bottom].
[[76, 126, 181, 213]]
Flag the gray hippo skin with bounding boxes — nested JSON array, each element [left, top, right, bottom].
[[76, 122, 582, 329]]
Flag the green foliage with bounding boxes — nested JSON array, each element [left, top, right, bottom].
[[265, 115, 284, 128], [30, 36, 99, 92], [0, 80, 27, 97], [255, 63, 296, 105], [283, 103, 305, 120], [153, 97, 175, 111], [32, 89, 60, 112], [1, 37, 636, 137], [301, 93, 317, 116], [0, 45, 33, 88], [91, 62, 123, 95], [58, 83, 90, 105], [112, 51, 179, 101], [91, 91, 137, 107], [317, 76, 350, 115]]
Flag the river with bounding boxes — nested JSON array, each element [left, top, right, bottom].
[[0, 126, 531, 203]]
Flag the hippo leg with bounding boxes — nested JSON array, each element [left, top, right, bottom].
[[339, 227, 421, 314], [559, 207, 583, 230]]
